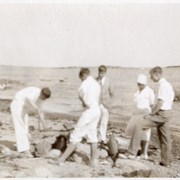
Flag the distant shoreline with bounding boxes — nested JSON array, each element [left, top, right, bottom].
[[0, 65, 179, 69]]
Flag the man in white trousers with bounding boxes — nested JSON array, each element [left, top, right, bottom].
[[10, 87, 51, 157], [96, 65, 114, 144], [59, 68, 101, 166]]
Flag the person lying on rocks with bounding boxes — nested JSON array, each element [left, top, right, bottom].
[[59, 68, 101, 167], [10, 87, 51, 158], [122, 74, 155, 159]]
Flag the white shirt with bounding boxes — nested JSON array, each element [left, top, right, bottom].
[[158, 78, 174, 110], [134, 86, 155, 112], [79, 76, 100, 108], [101, 76, 106, 86], [15, 87, 41, 108]]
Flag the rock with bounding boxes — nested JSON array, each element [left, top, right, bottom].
[[34, 167, 53, 178], [72, 153, 83, 164], [115, 159, 151, 177], [73, 151, 89, 164], [76, 143, 90, 156], [47, 149, 61, 158], [35, 140, 52, 157], [1, 170, 12, 178], [98, 149, 108, 159], [0, 145, 12, 156], [118, 153, 128, 159], [29, 125, 35, 131], [115, 136, 131, 150]]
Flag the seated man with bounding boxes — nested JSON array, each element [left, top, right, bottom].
[[123, 74, 155, 159], [59, 68, 101, 166], [10, 87, 51, 157]]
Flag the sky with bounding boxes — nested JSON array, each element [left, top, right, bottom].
[[0, 1, 180, 67]]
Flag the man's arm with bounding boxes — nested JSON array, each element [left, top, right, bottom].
[[151, 99, 164, 115], [109, 81, 114, 98], [37, 109, 46, 131], [26, 98, 46, 130]]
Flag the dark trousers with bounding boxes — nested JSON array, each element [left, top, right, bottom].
[[128, 110, 172, 165]]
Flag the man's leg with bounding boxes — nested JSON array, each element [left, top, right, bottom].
[[11, 101, 30, 153], [157, 122, 172, 165], [90, 143, 98, 166], [59, 143, 76, 163], [99, 105, 109, 142], [128, 117, 158, 156], [140, 140, 149, 159]]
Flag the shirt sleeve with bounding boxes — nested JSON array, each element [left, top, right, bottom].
[[158, 84, 167, 101]]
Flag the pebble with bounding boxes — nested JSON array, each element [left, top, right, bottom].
[[47, 149, 61, 158]]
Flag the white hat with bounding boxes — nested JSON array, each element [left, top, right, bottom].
[[137, 74, 147, 85]]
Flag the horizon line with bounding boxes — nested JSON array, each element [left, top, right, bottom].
[[0, 64, 179, 69]]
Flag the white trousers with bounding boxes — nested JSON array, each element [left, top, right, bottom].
[[10, 99, 30, 152], [99, 104, 109, 142], [70, 106, 101, 144]]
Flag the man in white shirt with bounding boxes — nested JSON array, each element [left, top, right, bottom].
[[96, 65, 114, 144], [10, 87, 51, 157], [59, 68, 101, 166], [128, 67, 174, 167], [124, 74, 155, 159]]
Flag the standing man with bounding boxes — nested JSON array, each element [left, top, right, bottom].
[[127, 66, 174, 167], [59, 68, 101, 166], [10, 87, 51, 157], [97, 65, 114, 144]]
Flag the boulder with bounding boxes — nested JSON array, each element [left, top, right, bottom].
[[115, 136, 131, 150], [47, 149, 61, 158], [35, 140, 52, 157], [0, 145, 12, 156], [115, 159, 151, 177], [98, 149, 108, 159], [75, 143, 90, 156]]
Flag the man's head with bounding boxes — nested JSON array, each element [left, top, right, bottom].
[[149, 66, 163, 82], [98, 65, 107, 80], [79, 68, 90, 81], [137, 74, 147, 91], [39, 87, 51, 100]]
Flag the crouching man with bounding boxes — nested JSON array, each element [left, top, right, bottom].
[[10, 87, 51, 157], [59, 68, 101, 166]]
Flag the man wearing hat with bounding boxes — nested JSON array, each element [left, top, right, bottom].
[[124, 74, 155, 159], [96, 65, 114, 144], [10, 87, 51, 157]]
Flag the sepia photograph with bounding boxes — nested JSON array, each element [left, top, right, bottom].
[[0, 0, 180, 178]]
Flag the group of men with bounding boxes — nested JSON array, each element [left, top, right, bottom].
[[10, 65, 174, 168]]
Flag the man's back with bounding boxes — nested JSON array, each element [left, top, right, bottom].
[[79, 76, 101, 108]]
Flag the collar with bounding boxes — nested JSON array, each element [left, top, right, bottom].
[[158, 78, 166, 84]]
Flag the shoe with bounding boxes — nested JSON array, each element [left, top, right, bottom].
[[140, 154, 148, 160], [89, 159, 98, 168], [159, 162, 171, 168]]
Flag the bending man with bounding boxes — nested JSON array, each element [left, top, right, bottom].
[[11, 87, 51, 157]]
